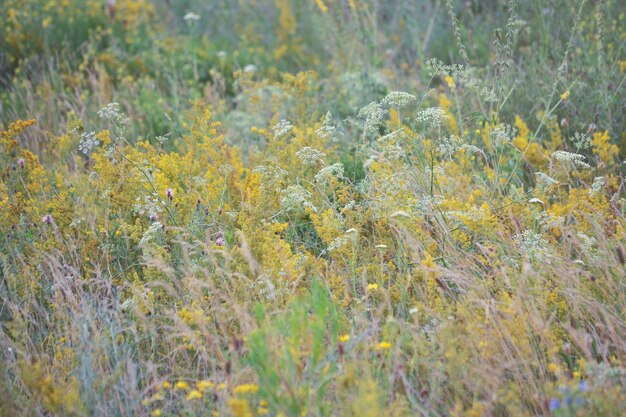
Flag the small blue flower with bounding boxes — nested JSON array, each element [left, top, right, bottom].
[[549, 398, 561, 411], [578, 380, 588, 392]]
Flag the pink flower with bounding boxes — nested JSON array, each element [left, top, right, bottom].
[[42, 214, 54, 225], [166, 188, 174, 200], [149, 213, 159, 222], [17, 158, 25, 169], [215, 237, 225, 246]]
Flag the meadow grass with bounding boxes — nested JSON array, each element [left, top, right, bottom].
[[1, 1, 626, 416]]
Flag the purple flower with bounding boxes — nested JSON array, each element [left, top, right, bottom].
[[548, 398, 560, 411], [578, 380, 588, 392], [17, 158, 25, 169], [215, 236, 225, 246], [166, 188, 174, 200], [42, 214, 54, 225], [149, 213, 159, 222]]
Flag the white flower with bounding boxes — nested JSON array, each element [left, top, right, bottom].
[[390, 211, 411, 218], [381, 91, 416, 108], [382, 144, 406, 160], [535, 172, 558, 188], [589, 176, 605, 196], [273, 119, 293, 138], [316, 112, 341, 141], [78, 131, 100, 155], [280, 185, 315, 212], [139, 221, 164, 246], [490, 124, 517, 144], [358, 101, 387, 139], [528, 198, 545, 206], [551, 150, 591, 169], [296, 146, 326, 166], [243, 64, 257, 73], [513, 230, 551, 261], [416, 107, 449, 129], [378, 129, 406, 144], [183, 12, 200, 21], [315, 163, 344, 183]]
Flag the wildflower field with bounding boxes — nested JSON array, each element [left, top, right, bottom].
[[1, 0, 626, 416]]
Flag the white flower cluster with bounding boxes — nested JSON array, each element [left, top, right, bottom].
[[513, 230, 551, 262], [551, 150, 591, 169], [535, 172, 558, 189], [78, 131, 100, 155], [377, 129, 406, 145], [280, 185, 316, 212], [316, 112, 341, 141], [296, 146, 326, 166], [243, 64, 257, 73], [577, 232, 597, 252], [570, 132, 592, 151], [589, 176, 605, 196], [139, 221, 163, 246], [253, 165, 288, 189], [97, 102, 130, 127], [273, 119, 293, 138], [480, 87, 498, 102], [315, 163, 344, 183], [425, 59, 473, 84], [358, 101, 388, 139], [437, 134, 463, 156], [381, 91, 417, 108], [416, 107, 449, 129], [183, 12, 200, 21], [490, 124, 517, 144], [132, 193, 165, 217], [382, 144, 406, 160]]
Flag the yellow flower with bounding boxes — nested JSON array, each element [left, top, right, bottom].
[[367, 283, 378, 291], [375, 341, 392, 351], [186, 389, 203, 400], [560, 90, 570, 101], [151, 410, 162, 417], [258, 407, 270, 415], [161, 381, 171, 389], [233, 383, 259, 394], [175, 381, 189, 390], [445, 75, 455, 88], [197, 380, 214, 392], [339, 334, 350, 343], [548, 363, 559, 373], [228, 398, 253, 417]]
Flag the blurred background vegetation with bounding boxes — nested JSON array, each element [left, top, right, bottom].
[[2, 0, 625, 155]]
